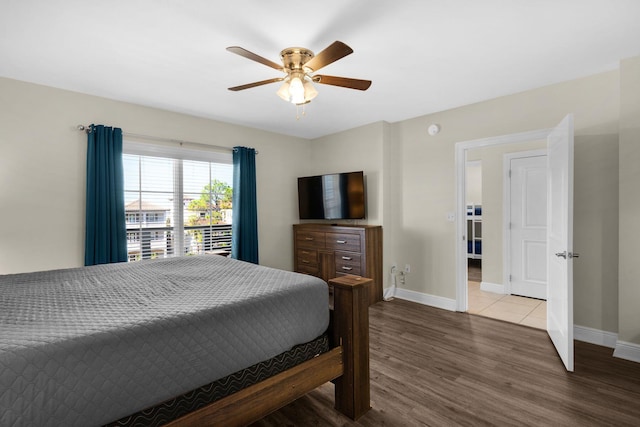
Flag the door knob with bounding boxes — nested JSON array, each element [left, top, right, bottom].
[[555, 251, 579, 259]]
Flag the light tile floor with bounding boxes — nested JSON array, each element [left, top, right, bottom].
[[468, 281, 547, 329]]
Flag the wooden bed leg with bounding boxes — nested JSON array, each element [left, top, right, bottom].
[[329, 275, 372, 420]]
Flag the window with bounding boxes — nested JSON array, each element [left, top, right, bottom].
[[123, 142, 233, 262], [126, 213, 140, 223]]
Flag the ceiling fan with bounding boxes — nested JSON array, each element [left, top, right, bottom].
[[226, 41, 372, 106]]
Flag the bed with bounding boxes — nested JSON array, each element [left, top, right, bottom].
[[0, 255, 371, 426]]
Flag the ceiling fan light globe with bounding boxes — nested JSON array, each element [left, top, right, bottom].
[[303, 80, 318, 102], [276, 81, 291, 102], [289, 76, 305, 104]]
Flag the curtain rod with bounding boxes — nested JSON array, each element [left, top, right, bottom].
[[76, 125, 258, 154]]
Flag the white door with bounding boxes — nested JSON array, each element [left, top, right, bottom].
[[509, 155, 547, 299], [546, 114, 575, 372]]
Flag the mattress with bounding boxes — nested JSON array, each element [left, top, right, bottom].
[[107, 333, 330, 427], [0, 256, 329, 427]]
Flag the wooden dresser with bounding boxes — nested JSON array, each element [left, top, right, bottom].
[[293, 223, 383, 305]]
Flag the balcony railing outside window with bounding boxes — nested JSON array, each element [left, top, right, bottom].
[[126, 223, 232, 262]]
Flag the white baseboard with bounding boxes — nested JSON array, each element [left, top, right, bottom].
[[574, 325, 618, 348], [392, 287, 457, 311], [569, 326, 640, 364], [480, 281, 506, 294], [613, 340, 640, 363]]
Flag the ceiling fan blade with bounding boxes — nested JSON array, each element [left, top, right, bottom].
[[226, 46, 283, 71], [228, 77, 284, 91], [303, 41, 353, 72], [313, 75, 372, 91]]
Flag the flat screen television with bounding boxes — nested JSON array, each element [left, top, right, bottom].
[[298, 171, 366, 220]]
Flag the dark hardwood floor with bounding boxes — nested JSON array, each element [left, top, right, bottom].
[[252, 298, 640, 426], [468, 258, 482, 282]]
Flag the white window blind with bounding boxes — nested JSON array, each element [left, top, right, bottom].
[[123, 143, 233, 262]]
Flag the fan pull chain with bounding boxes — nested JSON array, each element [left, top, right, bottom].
[[295, 103, 307, 120]]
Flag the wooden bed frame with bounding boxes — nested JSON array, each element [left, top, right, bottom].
[[164, 275, 372, 426]]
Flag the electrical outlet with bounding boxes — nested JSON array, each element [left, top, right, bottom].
[[446, 212, 455, 222], [405, 264, 411, 273]]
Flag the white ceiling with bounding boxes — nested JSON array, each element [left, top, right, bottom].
[[2, 0, 639, 139]]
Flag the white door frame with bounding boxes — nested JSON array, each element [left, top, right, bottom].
[[503, 149, 548, 296], [455, 129, 552, 312]]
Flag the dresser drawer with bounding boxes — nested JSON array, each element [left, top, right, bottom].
[[296, 263, 319, 276], [335, 252, 362, 275], [296, 231, 326, 249], [297, 248, 318, 267], [326, 232, 361, 252]]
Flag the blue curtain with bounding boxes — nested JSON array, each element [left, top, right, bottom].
[[232, 146, 259, 263], [84, 124, 127, 266]]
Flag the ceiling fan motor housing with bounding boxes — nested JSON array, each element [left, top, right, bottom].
[[280, 47, 314, 72]]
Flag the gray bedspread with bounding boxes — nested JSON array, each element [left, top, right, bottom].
[[0, 256, 329, 426]]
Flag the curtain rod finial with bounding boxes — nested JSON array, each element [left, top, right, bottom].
[[77, 124, 94, 133]]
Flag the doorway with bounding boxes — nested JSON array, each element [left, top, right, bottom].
[[464, 151, 547, 329], [455, 129, 552, 311]]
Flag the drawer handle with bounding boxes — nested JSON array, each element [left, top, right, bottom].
[[302, 260, 310, 264], [341, 256, 352, 260], [341, 266, 353, 271], [301, 250, 310, 255], [305, 237, 314, 241], [336, 240, 347, 244]]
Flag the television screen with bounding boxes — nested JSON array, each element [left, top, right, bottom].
[[298, 171, 365, 220]]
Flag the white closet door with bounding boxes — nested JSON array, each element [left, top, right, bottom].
[[509, 155, 547, 300]]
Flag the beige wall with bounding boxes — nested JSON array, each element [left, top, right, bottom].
[[619, 56, 640, 345], [465, 161, 482, 206], [0, 77, 309, 274], [573, 133, 619, 333]]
